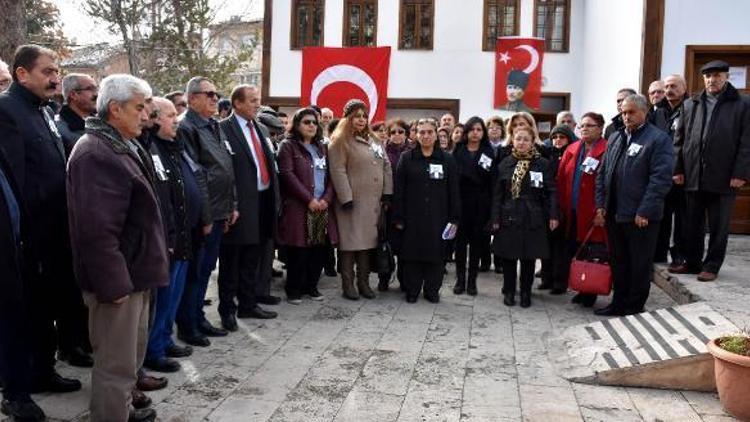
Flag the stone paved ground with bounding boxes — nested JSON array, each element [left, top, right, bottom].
[[24, 245, 747, 422]]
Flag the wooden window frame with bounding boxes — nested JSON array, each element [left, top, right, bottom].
[[343, 0, 378, 47], [398, 0, 435, 51], [482, 0, 521, 52], [290, 0, 325, 50], [533, 0, 571, 53]]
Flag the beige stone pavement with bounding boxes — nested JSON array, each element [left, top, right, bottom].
[[16, 236, 749, 422]]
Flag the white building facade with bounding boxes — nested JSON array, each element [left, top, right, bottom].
[[261, 0, 750, 125]]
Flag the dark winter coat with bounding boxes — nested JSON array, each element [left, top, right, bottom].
[[0, 147, 26, 308], [452, 142, 498, 238], [180, 108, 237, 221], [276, 137, 339, 248], [604, 114, 624, 140], [674, 83, 750, 194], [491, 153, 558, 260], [219, 113, 280, 245], [385, 141, 408, 179], [67, 117, 169, 302], [149, 130, 210, 260], [55, 104, 88, 155], [393, 147, 460, 263], [0, 83, 68, 268], [651, 96, 688, 140], [595, 123, 674, 222]]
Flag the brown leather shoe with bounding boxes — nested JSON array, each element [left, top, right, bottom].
[[136, 374, 168, 391], [131, 389, 152, 409], [697, 271, 717, 282], [667, 263, 700, 274]]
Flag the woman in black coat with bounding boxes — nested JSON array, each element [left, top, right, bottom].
[[492, 126, 559, 308], [393, 118, 460, 303], [452, 116, 498, 296]]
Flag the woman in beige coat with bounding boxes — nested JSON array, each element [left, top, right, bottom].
[[328, 100, 393, 300]]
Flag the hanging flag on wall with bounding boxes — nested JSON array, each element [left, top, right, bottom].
[[494, 37, 545, 112], [301, 47, 391, 122]]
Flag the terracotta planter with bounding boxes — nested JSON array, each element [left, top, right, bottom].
[[707, 338, 750, 421]]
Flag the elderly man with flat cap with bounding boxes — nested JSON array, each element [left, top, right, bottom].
[[671, 60, 750, 282]]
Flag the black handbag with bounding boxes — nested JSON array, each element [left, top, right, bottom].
[[373, 206, 395, 275]]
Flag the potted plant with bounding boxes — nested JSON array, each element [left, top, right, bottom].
[[707, 329, 750, 421]]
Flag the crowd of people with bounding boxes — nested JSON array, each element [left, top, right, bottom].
[[0, 44, 748, 422]]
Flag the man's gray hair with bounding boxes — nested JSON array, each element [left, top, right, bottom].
[[555, 110, 575, 125], [622, 94, 650, 112], [618, 87, 638, 96], [61, 73, 91, 102], [186, 76, 211, 95], [97, 74, 152, 119]]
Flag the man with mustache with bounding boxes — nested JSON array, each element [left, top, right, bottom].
[[0, 44, 82, 420], [651, 75, 689, 267], [56, 73, 98, 155], [672, 60, 750, 282]]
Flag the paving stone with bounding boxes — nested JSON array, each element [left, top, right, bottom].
[[627, 388, 702, 421], [680, 391, 731, 417], [572, 384, 643, 422], [519, 384, 582, 422], [333, 388, 403, 422], [207, 396, 280, 422]]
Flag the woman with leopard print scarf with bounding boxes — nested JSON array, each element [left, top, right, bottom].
[[490, 127, 559, 308]]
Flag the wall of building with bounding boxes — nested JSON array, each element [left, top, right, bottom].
[[661, 0, 750, 79], [269, 0, 644, 122]]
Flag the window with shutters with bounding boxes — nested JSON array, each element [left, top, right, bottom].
[[533, 0, 570, 52], [344, 0, 377, 46], [399, 0, 434, 50], [291, 0, 325, 49], [483, 0, 520, 52]]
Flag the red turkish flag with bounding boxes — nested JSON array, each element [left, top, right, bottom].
[[494, 37, 545, 111], [301, 47, 391, 122]]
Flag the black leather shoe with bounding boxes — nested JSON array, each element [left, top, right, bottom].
[[221, 314, 238, 332], [177, 332, 211, 347], [165, 344, 193, 358], [32, 371, 82, 393], [503, 294, 515, 306], [406, 294, 418, 303], [58, 346, 94, 368], [131, 389, 152, 409], [424, 293, 440, 303], [129, 407, 156, 422], [199, 321, 228, 337], [594, 305, 624, 316], [257, 295, 282, 305], [624, 308, 646, 315], [1, 398, 45, 421], [143, 357, 180, 373], [237, 306, 278, 319], [549, 288, 567, 295], [520, 293, 531, 308]]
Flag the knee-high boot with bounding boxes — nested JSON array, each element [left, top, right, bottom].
[[339, 251, 359, 300], [355, 251, 375, 299]]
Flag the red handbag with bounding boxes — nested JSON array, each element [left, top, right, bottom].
[[568, 226, 612, 295]]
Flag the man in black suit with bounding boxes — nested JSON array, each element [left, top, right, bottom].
[[217, 85, 279, 330], [0, 148, 45, 421], [0, 44, 82, 394]]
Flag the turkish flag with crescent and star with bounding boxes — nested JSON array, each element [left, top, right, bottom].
[[301, 47, 391, 122], [494, 37, 545, 110]]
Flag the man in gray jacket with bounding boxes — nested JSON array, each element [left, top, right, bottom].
[[176, 76, 237, 346]]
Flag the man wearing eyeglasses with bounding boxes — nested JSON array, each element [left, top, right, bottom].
[[56, 73, 98, 155], [175, 76, 236, 347]]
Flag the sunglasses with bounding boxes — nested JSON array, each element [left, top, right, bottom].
[[196, 91, 218, 99], [390, 129, 405, 135], [300, 119, 318, 126]]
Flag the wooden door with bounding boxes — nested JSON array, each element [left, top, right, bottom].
[[685, 45, 750, 234]]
